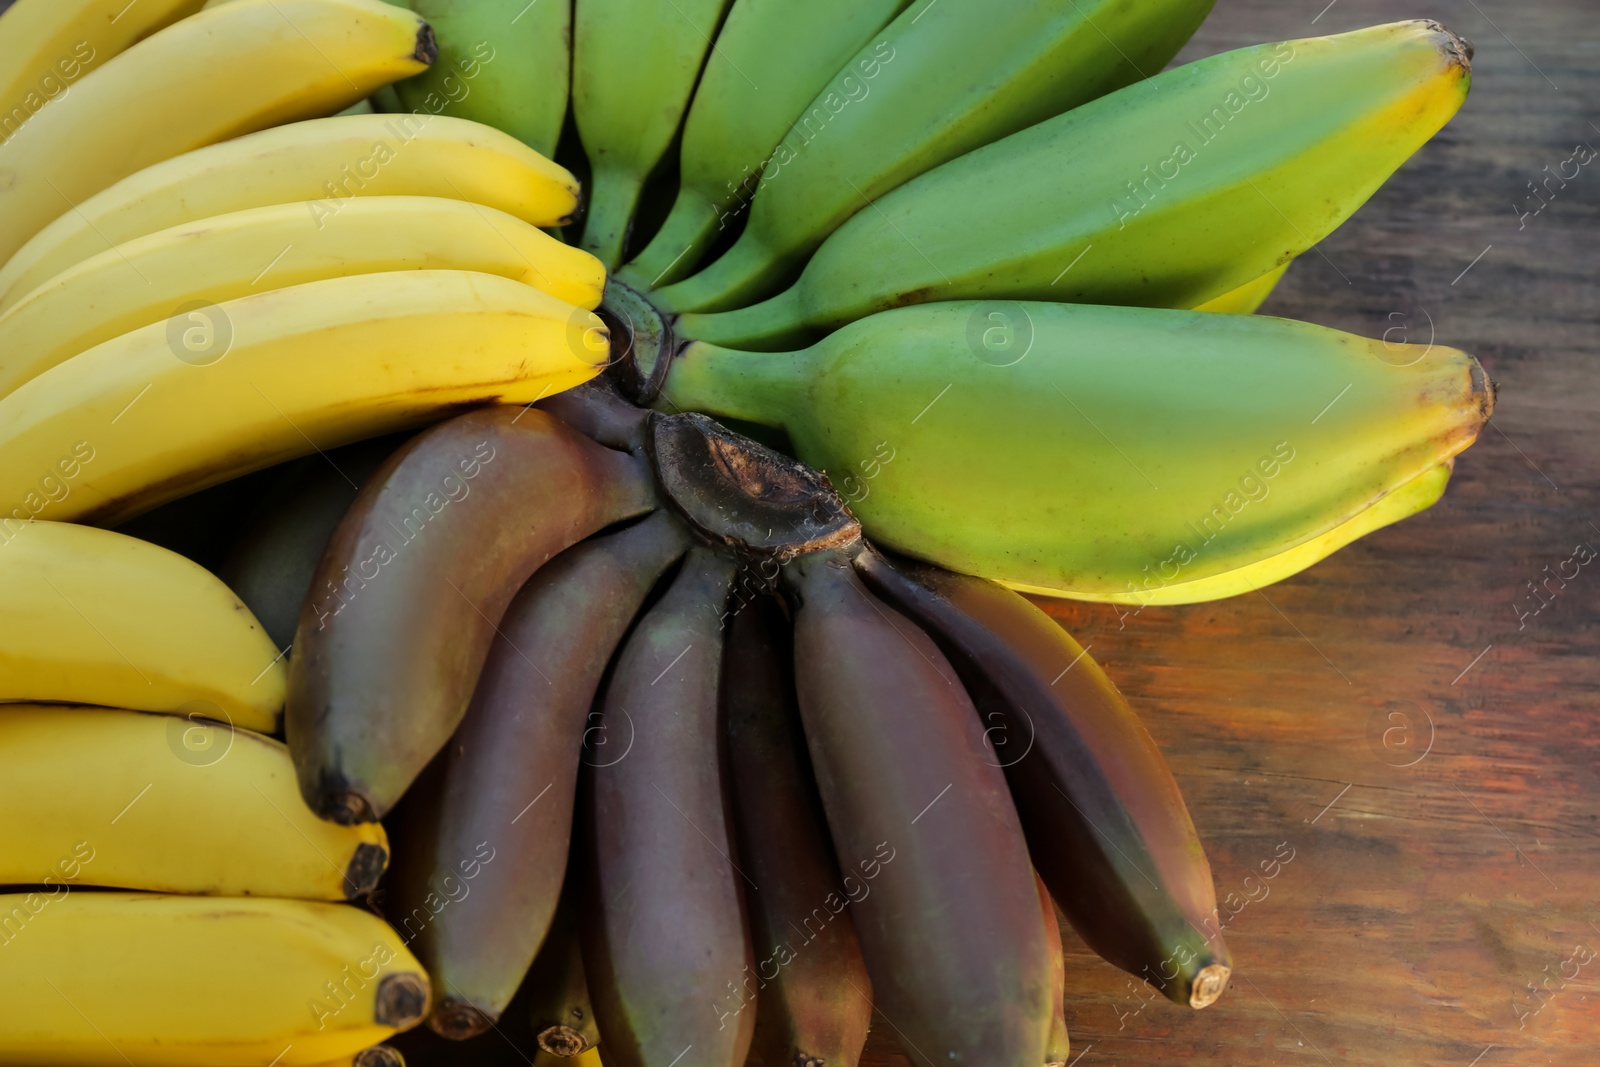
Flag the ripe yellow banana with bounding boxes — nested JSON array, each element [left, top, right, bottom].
[[0, 270, 608, 526], [0, 521, 284, 730], [0, 0, 205, 145], [0, 196, 604, 400], [0, 893, 430, 1066], [0, 0, 435, 264], [0, 114, 581, 310], [0, 703, 388, 899]]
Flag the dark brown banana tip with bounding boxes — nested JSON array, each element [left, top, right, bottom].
[[375, 973, 431, 1029], [343, 842, 389, 898], [413, 23, 438, 65], [354, 1047, 406, 1067], [1420, 20, 1473, 68], [537, 1024, 589, 1056], [317, 786, 379, 827], [428, 997, 495, 1040]]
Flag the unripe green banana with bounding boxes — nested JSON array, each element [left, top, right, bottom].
[[1196, 263, 1289, 315], [651, 0, 1217, 313], [659, 301, 1492, 601], [572, 0, 735, 267], [390, 0, 570, 157], [677, 21, 1472, 348], [618, 0, 910, 289]]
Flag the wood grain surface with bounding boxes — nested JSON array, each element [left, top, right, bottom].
[[856, 2, 1600, 1066]]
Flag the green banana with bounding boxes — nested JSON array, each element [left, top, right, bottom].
[[857, 552, 1233, 1008], [582, 547, 754, 1067], [572, 0, 734, 267], [287, 407, 655, 825], [618, 0, 910, 289], [784, 546, 1052, 1067], [391, 0, 571, 157], [220, 435, 409, 651], [527, 886, 602, 1056], [677, 21, 1472, 348], [723, 594, 872, 1067], [1196, 263, 1290, 314], [389, 510, 688, 1038], [651, 0, 1217, 313], [658, 301, 1492, 601]]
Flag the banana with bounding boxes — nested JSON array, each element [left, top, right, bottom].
[[618, 0, 909, 289], [783, 546, 1053, 1067], [389, 511, 688, 1037], [219, 435, 410, 650], [675, 22, 1472, 347], [856, 552, 1232, 1009], [0, 197, 604, 401], [0, 703, 388, 899], [527, 887, 602, 1056], [288, 407, 655, 825], [0, 893, 429, 1067], [651, 0, 1216, 313], [723, 594, 872, 1067], [0, 0, 436, 265], [658, 301, 1492, 600], [571, 0, 734, 267], [391, 0, 570, 158], [1195, 263, 1289, 314], [0, 0, 205, 148], [0, 114, 581, 311], [1036, 874, 1071, 1067], [582, 548, 755, 1067], [0, 270, 610, 527], [1097, 462, 1454, 606], [0, 521, 283, 730]]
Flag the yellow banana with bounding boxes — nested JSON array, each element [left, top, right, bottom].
[[0, 270, 608, 526], [0, 893, 430, 1066], [0, 521, 284, 730], [0, 0, 205, 147], [0, 196, 604, 400], [1194, 263, 1289, 314], [0, 113, 581, 309], [1044, 463, 1453, 605], [0, 0, 435, 264], [0, 703, 389, 899]]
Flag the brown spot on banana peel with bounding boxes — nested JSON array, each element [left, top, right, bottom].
[[538, 1024, 590, 1057]]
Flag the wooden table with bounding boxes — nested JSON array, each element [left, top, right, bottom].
[[871, 2, 1595, 1065]]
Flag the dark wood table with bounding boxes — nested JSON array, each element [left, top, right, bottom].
[[862, 2, 1600, 1064]]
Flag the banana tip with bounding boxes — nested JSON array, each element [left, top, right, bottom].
[[317, 786, 380, 826], [354, 1048, 405, 1067], [376, 972, 431, 1029], [429, 997, 496, 1040], [413, 23, 439, 66], [1470, 359, 1497, 424], [1190, 964, 1231, 1009], [343, 842, 389, 899], [537, 1024, 590, 1057], [1420, 20, 1473, 70]]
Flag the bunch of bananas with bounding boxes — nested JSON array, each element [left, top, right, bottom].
[[0, 0, 1493, 1063]]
